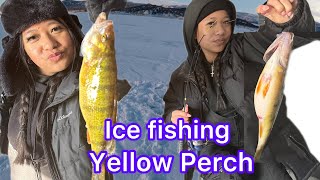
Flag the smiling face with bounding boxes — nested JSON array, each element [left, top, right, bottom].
[[196, 10, 232, 63], [22, 19, 75, 76]]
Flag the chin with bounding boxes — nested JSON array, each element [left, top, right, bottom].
[[212, 48, 225, 54], [209, 44, 226, 53]]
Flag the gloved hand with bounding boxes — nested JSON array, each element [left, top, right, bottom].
[[0, 35, 24, 96], [85, 0, 127, 22], [116, 79, 131, 101], [0, 91, 15, 154]]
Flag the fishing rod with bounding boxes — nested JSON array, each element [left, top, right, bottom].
[[178, 34, 205, 153]]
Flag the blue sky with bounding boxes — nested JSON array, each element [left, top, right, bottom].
[[224, 0, 266, 13]]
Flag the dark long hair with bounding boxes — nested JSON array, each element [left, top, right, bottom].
[[192, 48, 227, 112], [13, 18, 82, 164]]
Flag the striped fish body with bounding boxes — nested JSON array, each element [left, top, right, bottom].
[[79, 12, 117, 180], [254, 32, 294, 160]]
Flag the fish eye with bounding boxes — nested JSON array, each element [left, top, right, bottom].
[[101, 35, 107, 41]]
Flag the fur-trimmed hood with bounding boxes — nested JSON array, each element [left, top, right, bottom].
[[0, 0, 83, 96]]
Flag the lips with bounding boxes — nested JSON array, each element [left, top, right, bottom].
[[212, 39, 226, 45], [48, 52, 63, 62]]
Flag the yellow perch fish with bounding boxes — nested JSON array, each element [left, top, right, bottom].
[[254, 32, 294, 161], [79, 12, 117, 180]]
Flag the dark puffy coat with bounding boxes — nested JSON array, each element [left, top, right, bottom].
[[0, 71, 92, 180], [163, 0, 320, 179], [0, 71, 130, 180]]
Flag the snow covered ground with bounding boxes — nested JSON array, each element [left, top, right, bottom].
[[0, 12, 319, 180]]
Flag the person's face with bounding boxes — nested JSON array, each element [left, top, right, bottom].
[[196, 10, 232, 62], [22, 19, 75, 76]]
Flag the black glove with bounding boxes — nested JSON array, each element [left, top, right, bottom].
[[0, 91, 15, 154], [85, 0, 127, 22], [116, 79, 131, 101], [0, 35, 25, 96]]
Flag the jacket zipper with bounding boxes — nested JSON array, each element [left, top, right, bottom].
[[220, 82, 243, 147], [39, 90, 76, 180], [289, 135, 315, 161], [40, 106, 62, 180], [44, 91, 77, 112]]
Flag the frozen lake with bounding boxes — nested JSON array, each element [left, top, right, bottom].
[[1, 12, 319, 180]]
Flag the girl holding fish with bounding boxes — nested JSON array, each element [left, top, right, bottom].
[[163, 0, 319, 179], [0, 0, 129, 179]]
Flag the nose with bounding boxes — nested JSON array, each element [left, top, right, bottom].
[[214, 23, 226, 36], [42, 34, 58, 50]]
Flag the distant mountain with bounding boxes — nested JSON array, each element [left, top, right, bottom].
[[113, 3, 259, 28], [62, 0, 320, 31], [236, 12, 258, 24], [62, 1, 258, 28], [114, 3, 185, 18], [128, 0, 188, 7], [62, 0, 86, 11], [316, 22, 320, 32]]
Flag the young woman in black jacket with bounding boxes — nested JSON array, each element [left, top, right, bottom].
[[163, 0, 320, 179], [0, 0, 130, 179]]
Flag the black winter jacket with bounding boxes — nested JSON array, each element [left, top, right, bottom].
[[0, 71, 130, 180], [163, 0, 320, 179], [1, 72, 92, 180]]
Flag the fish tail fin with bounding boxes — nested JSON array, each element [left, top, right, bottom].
[[254, 138, 266, 161], [254, 148, 262, 162]]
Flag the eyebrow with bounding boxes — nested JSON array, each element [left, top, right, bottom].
[[24, 29, 37, 35], [24, 20, 60, 34], [46, 20, 60, 26], [209, 16, 230, 20]]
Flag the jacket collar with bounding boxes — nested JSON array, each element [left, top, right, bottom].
[[52, 71, 78, 104]]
